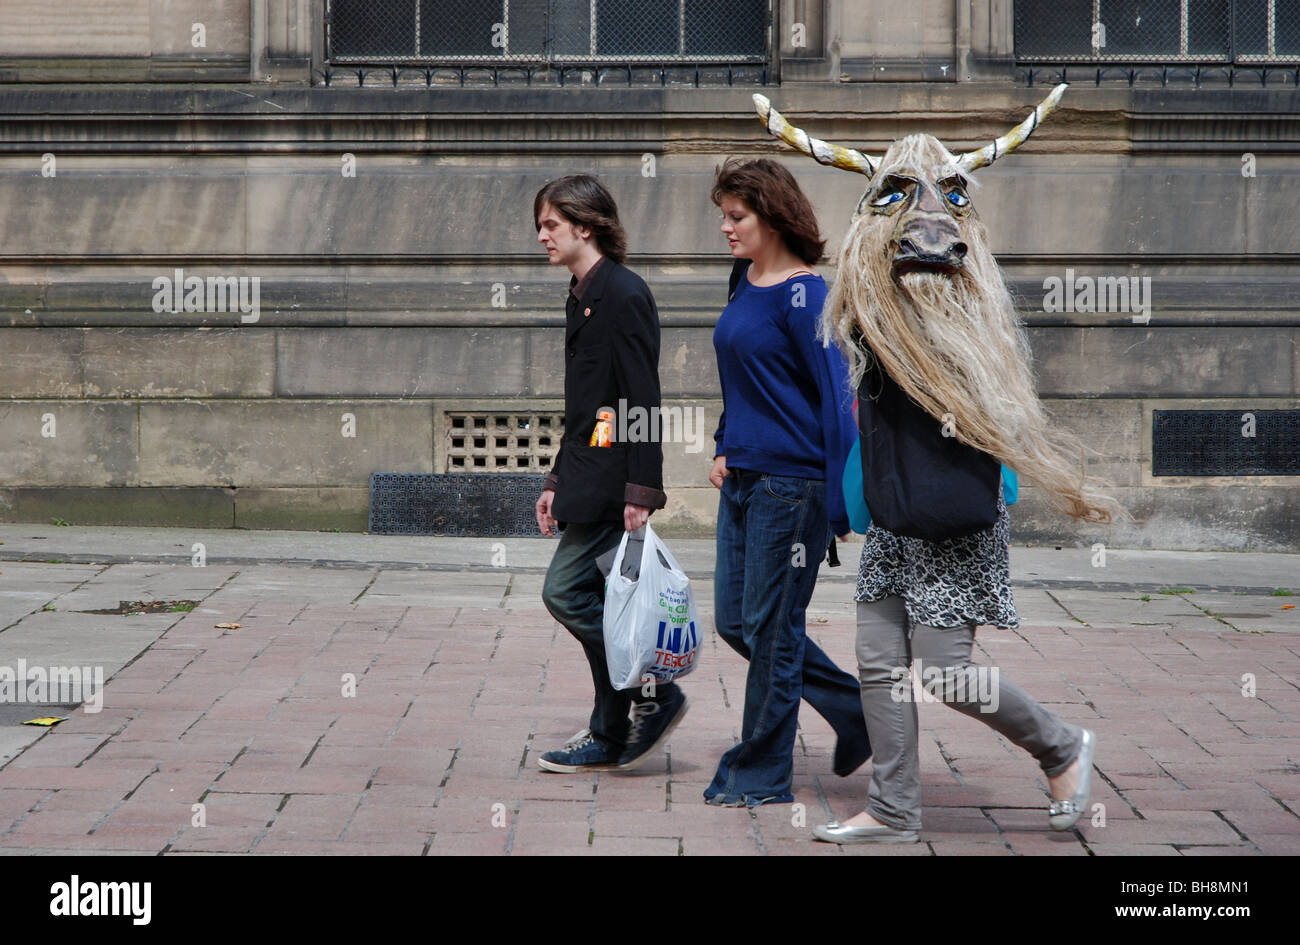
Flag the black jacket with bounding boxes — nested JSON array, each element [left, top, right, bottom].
[[857, 351, 1001, 539], [543, 258, 668, 524]]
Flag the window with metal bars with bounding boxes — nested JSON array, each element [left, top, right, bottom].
[[327, 0, 770, 63], [1015, 0, 1300, 63]]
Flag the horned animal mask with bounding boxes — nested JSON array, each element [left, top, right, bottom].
[[746, 84, 1119, 525], [752, 84, 1067, 215]]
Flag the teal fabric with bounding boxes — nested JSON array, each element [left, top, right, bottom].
[[843, 436, 871, 534], [842, 437, 1018, 535], [1001, 465, 1019, 505]]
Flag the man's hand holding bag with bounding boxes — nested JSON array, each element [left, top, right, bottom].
[[602, 523, 701, 690]]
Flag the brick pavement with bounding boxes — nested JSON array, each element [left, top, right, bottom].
[[1, 555, 1298, 855]]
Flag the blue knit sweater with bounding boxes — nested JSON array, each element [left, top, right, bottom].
[[712, 272, 856, 535]]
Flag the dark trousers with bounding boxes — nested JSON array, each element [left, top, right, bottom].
[[541, 519, 678, 750]]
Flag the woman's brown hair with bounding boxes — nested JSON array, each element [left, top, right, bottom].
[[711, 157, 826, 265], [533, 174, 628, 265]]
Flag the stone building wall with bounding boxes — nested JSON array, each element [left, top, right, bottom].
[[1, 2, 1296, 549]]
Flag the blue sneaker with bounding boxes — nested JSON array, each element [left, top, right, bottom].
[[617, 689, 689, 770], [537, 733, 621, 773]]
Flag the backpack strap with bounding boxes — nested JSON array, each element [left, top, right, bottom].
[[727, 258, 752, 302]]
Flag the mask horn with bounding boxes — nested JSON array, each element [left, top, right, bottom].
[[955, 83, 1068, 173], [752, 94, 877, 179]]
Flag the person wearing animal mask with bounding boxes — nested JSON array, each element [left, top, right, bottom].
[[751, 88, 1119, 842]]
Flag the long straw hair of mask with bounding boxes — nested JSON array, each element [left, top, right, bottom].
[[824, 153, 1119, 524]]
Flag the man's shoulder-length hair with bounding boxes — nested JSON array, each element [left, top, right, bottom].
[[533, 174, 628, 265]]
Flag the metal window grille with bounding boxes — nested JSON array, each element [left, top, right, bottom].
[[1016, 0, 1300, 64], [445, 411, 564, 473], [327, 0, 770, 64]]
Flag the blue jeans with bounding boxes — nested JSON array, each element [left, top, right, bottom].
[[705, 469, 870, 805], [541, 519, 680, 751]]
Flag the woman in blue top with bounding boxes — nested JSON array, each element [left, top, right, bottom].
[[704, 158, 871, 807]]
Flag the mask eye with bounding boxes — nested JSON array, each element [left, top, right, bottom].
[[871, 189, 905, 208], [946, 189, 970, 209]]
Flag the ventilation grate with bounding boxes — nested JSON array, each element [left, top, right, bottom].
[[368, 472, 546, 536], [1152, 410, 1300, 476], [445, 411, 563, 473]]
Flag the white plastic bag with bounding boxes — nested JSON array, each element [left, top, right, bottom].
[[603, 523, 701, 690]]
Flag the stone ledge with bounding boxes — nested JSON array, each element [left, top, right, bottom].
[[2, 482, 1296, 551], [0, 486, 234, 529], [5, 267, 1300, 327], [1011, 485, 1300, 552], [234, 487, 368, 532]]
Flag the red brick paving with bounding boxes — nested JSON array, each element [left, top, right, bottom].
[[1, 586, 1297, 855]]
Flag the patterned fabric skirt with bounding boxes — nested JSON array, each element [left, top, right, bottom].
[[854, 492, 1018, 630]]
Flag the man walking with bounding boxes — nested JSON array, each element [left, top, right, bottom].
[[533, 174, 688, 772]]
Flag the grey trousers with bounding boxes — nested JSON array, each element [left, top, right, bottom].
[[855, 595, 1084, 831]]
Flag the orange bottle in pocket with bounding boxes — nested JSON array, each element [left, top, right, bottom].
[[589, 409, 615, 447]]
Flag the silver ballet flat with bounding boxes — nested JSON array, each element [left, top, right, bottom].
[[1048, 728, 1096, 831], [812, 821, 919, 844]]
